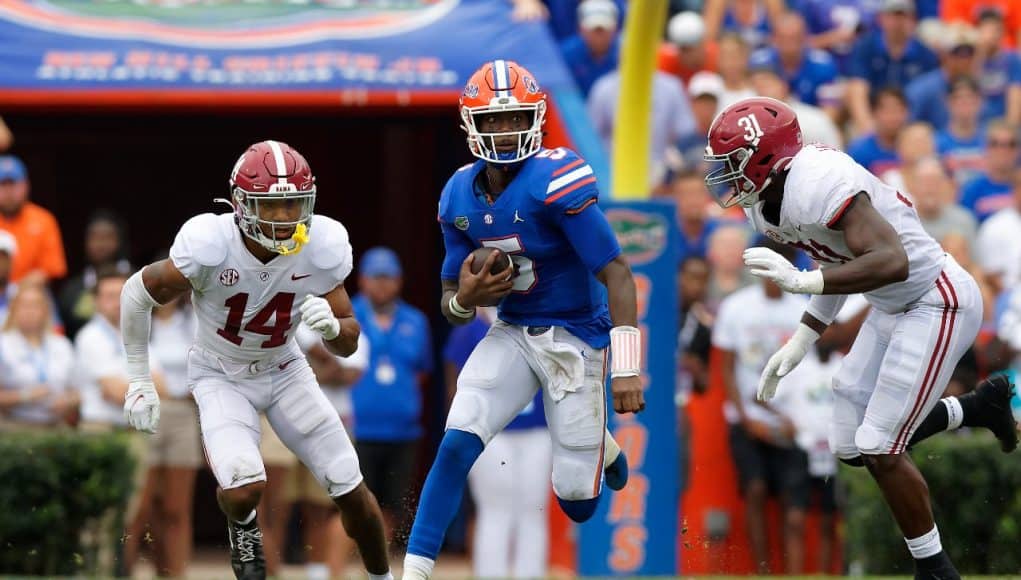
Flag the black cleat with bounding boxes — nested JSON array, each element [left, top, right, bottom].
[[227, 518, 266, 580], [964, 375, 1018, 453]]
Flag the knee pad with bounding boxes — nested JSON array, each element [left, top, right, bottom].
[[557, 495, 601, 523], [215, 449, 266, 490], [445, 390, 493, 444], [854, 423, 888, 456], [324, 453, 363, 498], [829, 424, 861, 461]]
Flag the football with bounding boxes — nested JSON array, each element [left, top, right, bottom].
[[469, 247, 513, 276]]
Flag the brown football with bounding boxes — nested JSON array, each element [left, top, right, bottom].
[[469, 247, 512, 276]]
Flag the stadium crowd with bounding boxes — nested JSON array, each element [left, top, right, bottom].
[[1, 0, 1021, 577]]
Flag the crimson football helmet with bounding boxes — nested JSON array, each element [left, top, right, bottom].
[[704, 97, 803, 208], [460, 60, 547, 164], [224, 140, 315, 255]]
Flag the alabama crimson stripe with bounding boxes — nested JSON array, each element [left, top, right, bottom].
[[892, 273, 958, 452]]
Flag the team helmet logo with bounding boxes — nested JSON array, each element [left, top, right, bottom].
[[522, 75, 540, 94], [219, 268, 239, 286], [462, 83, 479, 99]]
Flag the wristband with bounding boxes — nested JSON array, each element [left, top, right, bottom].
[[609, 326, 641, 378], [448, 294, 475, 319]]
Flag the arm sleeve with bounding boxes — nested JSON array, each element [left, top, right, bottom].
[[440, 220, 475, 281], [560, 202, 621, 275], [805, 294, 848, 325], [121, 270, 160, 382]]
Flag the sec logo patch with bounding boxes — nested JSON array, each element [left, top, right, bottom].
[[219, 268, 239, 286]]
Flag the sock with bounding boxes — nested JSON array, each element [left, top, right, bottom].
[[305, 563, 329, 580], [908, 402, 950, 447], [402, 554, 435, 580], [405, 429, 484, 560], [905, 526, 942, 560], [368, 572, 394, 580], [557, 496, 601, 523], [236, 510, 256, 526]]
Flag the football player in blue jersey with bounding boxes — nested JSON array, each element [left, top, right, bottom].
[[401, 60, 643, 580]]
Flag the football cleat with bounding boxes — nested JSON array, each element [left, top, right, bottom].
[[227, 518, 266, 580], [964, 374, 1018, 453]]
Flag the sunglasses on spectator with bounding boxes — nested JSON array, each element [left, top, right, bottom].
[[988, 139, 1018, 148]]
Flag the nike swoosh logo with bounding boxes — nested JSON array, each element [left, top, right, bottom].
[[278, 358, 299, 370], [291, 273, 311, 280]]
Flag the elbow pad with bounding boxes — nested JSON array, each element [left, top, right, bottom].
[[121, 270, 160, 382]]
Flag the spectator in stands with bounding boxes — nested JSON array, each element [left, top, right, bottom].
[[713, 239, 809, 574], [510, 0, 549, 21], [959, 119, 1019, 222], [941, 0, 1020, 49], [58, 210, 131, 340], [845, 0, 939, 136], [351, 247, 433, 542], [975, 166, 1021, 295], [847, 88, 911, 175], [0, 282, 76, 428], [800, 0, 875, 75], [294, 326, 369, 580], [935, 76, 987, 186], [672, 168, 721, 264], [772, 340, 843, 574], [442, 307, 551, 579], [124, 292, 199, 578], [677, 256, 713, 493], [748, 13, 842, 114], [746, 58, 843, 148], [906, 23, 980, 132], [705, 223, 753, 308], [974, 7, 1021, 126], [538, 0, 625, 41], [879, 121, 936, 191], [905, 156, 978, 245], [0, 231, 18, 326], [76, 267, 166, 571], [0, 155, 66, 284], [675, 72, 724, 169], [715, 33, 756, 111], [560, 0, 620, 97], [659, 11, 718, 84], [703, 0, 784, 50], [588, 66, 695, 188]]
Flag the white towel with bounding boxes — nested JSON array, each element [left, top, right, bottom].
[[522, 326, 585, 402]]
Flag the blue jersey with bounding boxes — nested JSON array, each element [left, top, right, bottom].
[[438, 148, 620, 349]]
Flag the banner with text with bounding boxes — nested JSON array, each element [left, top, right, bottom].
[[0, 0, 574, 105], [579, 200, 679, 576]]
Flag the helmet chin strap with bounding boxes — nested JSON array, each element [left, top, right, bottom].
[[276, 223, 309, 256]]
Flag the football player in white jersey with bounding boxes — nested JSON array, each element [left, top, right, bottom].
[[705, 97, 1018, 580], [118, 140, 392, 580]]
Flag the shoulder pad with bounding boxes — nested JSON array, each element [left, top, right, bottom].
[[176, 213, 230, 268], [307, 215, 353, 273], [530, 147, 598, 206]]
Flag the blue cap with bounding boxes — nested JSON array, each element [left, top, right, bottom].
[[0, 156, 26, 182], [748, 52, 784, 78], [359, 246, 402, 277]]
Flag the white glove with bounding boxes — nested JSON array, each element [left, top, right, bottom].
[[743, 247, 824, 295], [124, 380, 160, 434], [758, 324, 820, 401], [300, 294, 340, 340]]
